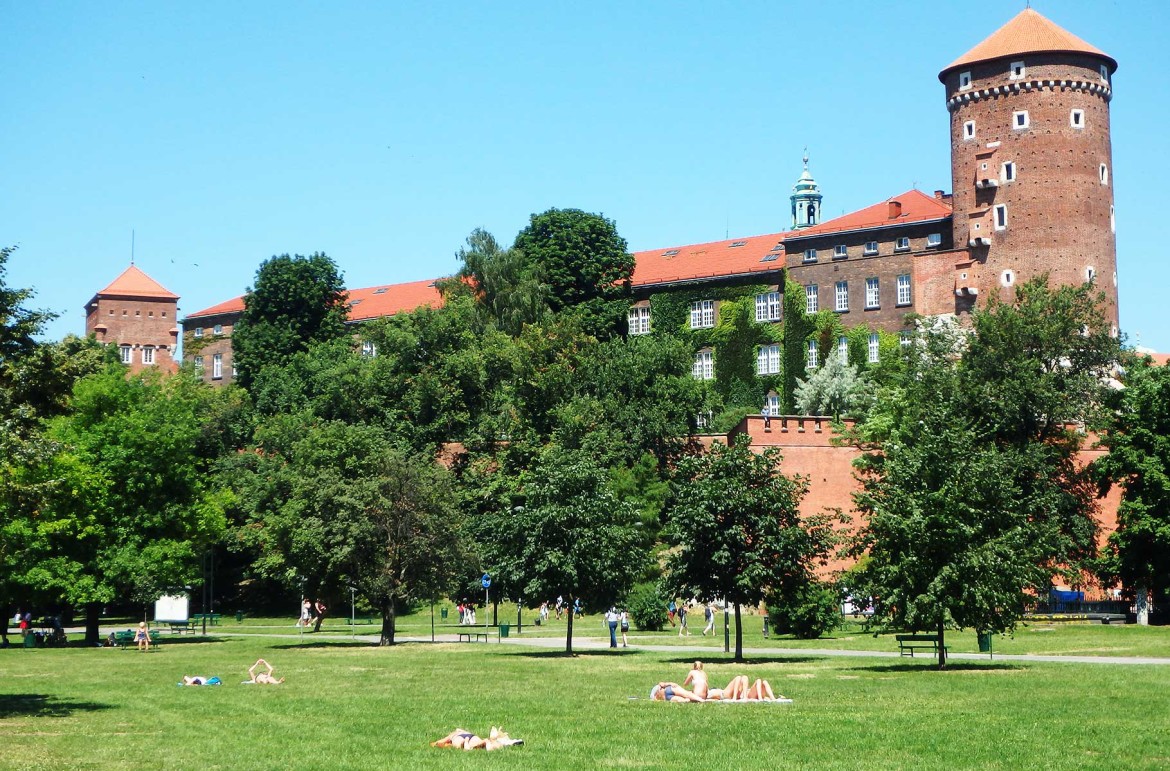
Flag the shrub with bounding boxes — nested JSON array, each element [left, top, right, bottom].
[[768, 582, 841, 639], [626, 582, 667, 631]]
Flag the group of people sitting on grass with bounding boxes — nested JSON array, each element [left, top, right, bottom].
[[432, 727, 524, 751], [649, 661, 783, 702], [180, 658, 284, 686]]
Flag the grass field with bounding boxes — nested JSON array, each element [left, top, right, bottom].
[[5, 615, 1170, 770]]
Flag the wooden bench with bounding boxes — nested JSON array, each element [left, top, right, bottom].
[[111, 630, 161, 649], [896, 634, 946, 657], [191, 613, 222, 626], [457, 631, 490, 643], [158, 620, 197, 634]]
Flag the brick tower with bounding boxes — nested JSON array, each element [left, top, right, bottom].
[[940, 9, 1119, 329], [85, 265, 180, 373]]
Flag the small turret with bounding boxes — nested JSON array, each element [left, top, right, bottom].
[[790, 151, 823, 230]]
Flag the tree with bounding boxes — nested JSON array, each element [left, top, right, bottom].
[[491, 448, 643, 654], [1094, 355, 1170, 623], [512, 208, 634, 338], [453, 228, 550, 337], [850, 278, 1119, 667], [663, 436, 839, 661], [794, 351, 873, 418], [232, 252, 348, 390], [231, 419, 468, 645], [23, 368, 231, 643]]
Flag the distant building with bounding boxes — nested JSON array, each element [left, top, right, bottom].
[[84, 265, 180, 373]]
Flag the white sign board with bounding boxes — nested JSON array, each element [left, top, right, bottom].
[[154, 594, 190, 622]]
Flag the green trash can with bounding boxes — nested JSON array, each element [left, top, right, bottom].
[[977, 631, 992, 653], [23, 632, 36, 648], [235, 611, 244, 623], [440, 607, 448, 620], [499, 623, 510, 639]]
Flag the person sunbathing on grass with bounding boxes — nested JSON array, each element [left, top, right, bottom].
[[706, 675, 780, 701], [649, 682, 705, 702], [246, 658, 284, 684], [683, 661, 709, 699], [432, 727, 524, 751], [180, 676, 221, 686]]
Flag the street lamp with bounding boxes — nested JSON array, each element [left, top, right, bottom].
[[349, 586, 356, 641]]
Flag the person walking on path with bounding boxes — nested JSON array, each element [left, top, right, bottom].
[[702, 604, 715, 636], [678, 603, 689, 637], [605, 607, 619, 648], [620, 609, 630, 647]]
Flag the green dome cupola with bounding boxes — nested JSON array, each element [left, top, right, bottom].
[[790, 151, 823, 230]]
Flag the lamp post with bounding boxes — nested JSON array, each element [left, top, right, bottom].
[[299, 578, 305, 645], [349, 586, 356, 641], [723, 600, 730, 654]]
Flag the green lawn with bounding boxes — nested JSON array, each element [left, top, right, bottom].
[[4, 618, 1170, 769]]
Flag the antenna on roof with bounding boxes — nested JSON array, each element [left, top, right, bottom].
[[131, 229, 135, 265]]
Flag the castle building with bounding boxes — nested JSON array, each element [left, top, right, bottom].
[[85, 265, 180, 373], [176, 9, 1120, 394]]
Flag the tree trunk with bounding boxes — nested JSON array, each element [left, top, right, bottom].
[[565, 597, 575, 655], [0, 604, 9, 645], [85, 602, 101, 646], [936, 618, 947, 670], [379, 601, 395, 646], [1136, 586, 1149, 626], [734, 603, 743, 662]]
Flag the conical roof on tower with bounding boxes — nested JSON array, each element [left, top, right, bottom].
[[939, 8, 1116, 81], [90, 265, 179, 302]]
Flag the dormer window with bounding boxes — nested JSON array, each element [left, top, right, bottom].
[[1013, 111, 1030, 130], [1070, 109, 1085, 129], [833, 245, 848, 259], [963, 120, 976, 140], [1100, 65, 1110, 83], [959, 71, 972, 90], [1009, 61, 1026, 80]]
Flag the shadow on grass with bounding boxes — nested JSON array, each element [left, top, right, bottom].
[[851, 662, 1025, 673], [659, 654, 829, 666], [505, 649, 644, 659], [268, 641, 387, 650], [0, 694, 112, 718]]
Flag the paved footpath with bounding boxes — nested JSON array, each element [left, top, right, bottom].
[[196, 629, 1170, 666]]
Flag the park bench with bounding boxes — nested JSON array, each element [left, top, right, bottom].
[[457, 631, 491, 643], [191, 613, 222, 626], [896, 634, 946, 657], [158, 620, 197, 634], [111, 630, 161, 649]]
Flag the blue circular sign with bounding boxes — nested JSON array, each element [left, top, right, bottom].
[[481, 573, 491, 589]]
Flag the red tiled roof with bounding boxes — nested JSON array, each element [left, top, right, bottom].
[[631, 232, 790, 287], [186, 296, 245, 319], [92, 265, 179, 300], [1146, 353, 1170, 367], [346, 279, 444, 322], [783, 189, 952, 240], [941, 8, 1115, 80]]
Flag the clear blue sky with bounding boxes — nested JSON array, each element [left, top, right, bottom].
[[4, 1, 1168, 350]]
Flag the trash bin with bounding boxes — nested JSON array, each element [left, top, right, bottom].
[[440, 607, 448, 620], [235, 611, 244, 623], [23, 632, 36, 648], [977, 631, 992, 653], [499, 623, 510, 639], [534, 618, 541, 626]]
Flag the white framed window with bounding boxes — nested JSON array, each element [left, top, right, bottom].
[[119, 345, 132, 364], [1085, 266, 1096, 283], [837, 336, 849, 361], [1113, 270, 1118, 287], [868, 333, 880, 363], [193, 355, 204, 374], [1110, 205, 1116, 233], [896, 274, 912, 306], [1009, 61, 1026, 80], [1002, 161, 1016, 183], [994, 204, 1008, 231], [628, 306, 652, 335], [231, 363, 238, 377], [764, 393, 781, 417], [212, 353, 223, 379], [865, 277, 880, 309], [835, 281, 849, 312], [805, 285, 819, 314], [1100, 65, 1109, 82], [895, 237, 910, 252], [899, 331, 912, 347], [927, 233, 942, 247], [1013, 110, 1030, 130], [833, 245, 848, 259], [1001, 269, 1015, 287], [1070, 109, 1085, 129], [959, 71, 972, 90], [194, 326, 203, 338], [806, 340, 818, 370], [689, 300, 715, 329], [864, 241, 879, 256], [803, 248, 818, 263], [696, 410, 714, 429], [963, 120, 976, 140], [141, 347, 155, 365], [755, 292, 781, 323], [1099, 164, 1108, 185], [361, 341, 378, 357], [756, 344, 781, 375], [1111, 325, 1119, 339], [213, 324, 224, 335], [692, 349, 714, 380]]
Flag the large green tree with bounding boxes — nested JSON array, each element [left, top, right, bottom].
[[1094, 355, 1170, 623], [663, 436, 838, 661], [232, 252, 349, 391], [452, 228, 550, 337], [850, 279, 1119, 667], [230, 419, 469, 645]]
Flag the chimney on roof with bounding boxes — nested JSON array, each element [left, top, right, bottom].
[[888, 200, 903, 219], [934, 189, 945, 201]]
